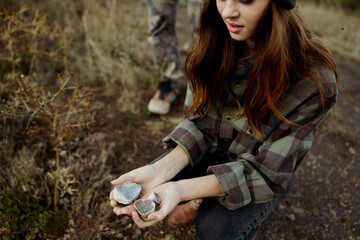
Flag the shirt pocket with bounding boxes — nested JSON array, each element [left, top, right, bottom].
[[229, 117, 274, 156]]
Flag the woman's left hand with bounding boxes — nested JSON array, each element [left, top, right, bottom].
[[130, 181, 182, 228]]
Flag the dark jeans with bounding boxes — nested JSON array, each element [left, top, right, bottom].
[[151, 152, 291, 240], [196, 184, 290, 240]]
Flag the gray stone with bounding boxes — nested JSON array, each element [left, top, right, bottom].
[[113, 183, 142, 205], [147, 192, 161, 205], [134, 199, 155, 221]]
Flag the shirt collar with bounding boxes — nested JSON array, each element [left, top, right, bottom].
[[234, 54, 255, 79]]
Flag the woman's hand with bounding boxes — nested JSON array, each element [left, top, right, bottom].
[[131, 182, 182, 228], [110, 145, 190, 217], [111, 164, 164, 194], [113, 174, 224, 227], [109, 164, 165, 216]]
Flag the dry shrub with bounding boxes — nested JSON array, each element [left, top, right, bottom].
[[58, 133, 121, 239], [0, 3, 97, 238], [0, 1, 163, 239]]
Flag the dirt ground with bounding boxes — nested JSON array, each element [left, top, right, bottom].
[[255, 55, 360, 240]]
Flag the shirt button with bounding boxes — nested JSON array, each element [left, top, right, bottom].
[[226, 114, 231, 121], [246, 128, 253, 134]]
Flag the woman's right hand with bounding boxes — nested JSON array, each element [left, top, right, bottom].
[[109, 164, 165, 216], [110, 145, 190, 216]]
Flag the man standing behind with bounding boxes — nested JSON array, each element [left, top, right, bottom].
[[147, 0, 203, 115]]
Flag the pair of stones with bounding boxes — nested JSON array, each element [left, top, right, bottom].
[[113, 183, 161, 221]]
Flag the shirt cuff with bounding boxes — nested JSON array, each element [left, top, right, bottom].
[[162, 119, 208, 166], [208, 162, 251, 210]]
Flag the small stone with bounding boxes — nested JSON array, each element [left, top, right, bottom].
[[292, 207, 305, 215], [278, 203, 286, 210], [286, 213, 296, 222], [339, 201, 347, 208], [348, 147, 356, 155], [148, 192, 161, 205], [113, 183, 142, 205], [134, 199, 155, 221]]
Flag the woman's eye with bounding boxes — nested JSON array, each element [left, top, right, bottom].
[[239, 0, 254, 4]]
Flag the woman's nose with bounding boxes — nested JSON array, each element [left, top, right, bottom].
[[222, 2, 240, 19]]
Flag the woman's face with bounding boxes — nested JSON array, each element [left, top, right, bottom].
[[216, 0, 270, 42]]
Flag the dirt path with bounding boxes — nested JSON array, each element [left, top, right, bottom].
[[256, 55, 360, 239]]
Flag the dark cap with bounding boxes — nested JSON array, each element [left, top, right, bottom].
[[275, 0, 297, 9]]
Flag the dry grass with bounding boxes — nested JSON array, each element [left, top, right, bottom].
[[75, 0, 152, 90], [299, 1, 360, 61]]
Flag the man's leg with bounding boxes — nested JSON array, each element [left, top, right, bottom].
[[186, 0, 203, 41], [146, 0, 183, 115]]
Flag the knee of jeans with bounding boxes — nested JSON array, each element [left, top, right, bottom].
[[196, 198, 274, 240], [196, 201, 223, 240], [195, 199, 239, 240], [196, 214, 226, 240]]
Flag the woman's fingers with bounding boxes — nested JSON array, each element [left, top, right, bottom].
[[147, 206, 168, 222], [111, 165, 158, 185], [113, 205, 135, 216], [111, 174, 129, 185], [131, 201, 175, 228], [109, 190, 118, 207], [132, 211, 159, 228], [110, 200, 118, 208]]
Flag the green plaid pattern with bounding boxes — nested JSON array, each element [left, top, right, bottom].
[[163, 54, 338, 210]]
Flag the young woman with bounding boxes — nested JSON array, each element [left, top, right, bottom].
[[110, 0, 338, 239]]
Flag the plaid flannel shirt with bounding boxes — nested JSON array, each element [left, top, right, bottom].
[[163, 54, 338, 210]]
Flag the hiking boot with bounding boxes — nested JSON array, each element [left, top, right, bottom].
[[168, 199, 202, 227], [252, 223, 262, 240], [148, 80, 177, 115]]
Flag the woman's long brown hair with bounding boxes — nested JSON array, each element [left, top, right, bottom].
[[185, 0, 337, 137]]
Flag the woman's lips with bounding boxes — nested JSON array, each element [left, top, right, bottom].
[[226, 22, 244, 33]]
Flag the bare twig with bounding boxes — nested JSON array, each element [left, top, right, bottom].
[[26, 75, 72, 129]]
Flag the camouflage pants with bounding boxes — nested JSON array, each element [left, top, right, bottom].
[[146, 0, 203, 91]]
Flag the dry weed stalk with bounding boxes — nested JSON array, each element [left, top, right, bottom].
[[2, 73, 97, 210]]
